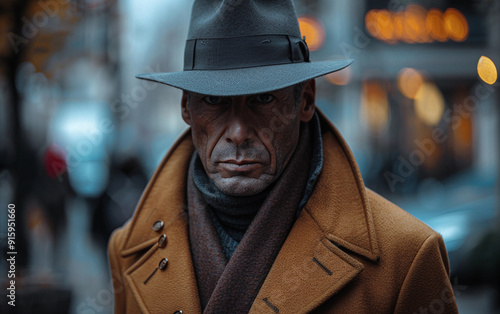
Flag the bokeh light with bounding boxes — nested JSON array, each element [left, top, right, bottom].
[[415, 82, 445, 126], [397, 68, 424, 99], [477, 56, 498, 85], [378, 10, 396, 43], [426, 9, 447, 42], [361, 81, 390, 132], [298, 16, 325, 51], [325, 67, 352, 85], [365, 6, 468, 44], [443, 8, 468, 42], [405, 4, 429, 43], [365, 10, 380, 38], [392, 11, 406, 41]]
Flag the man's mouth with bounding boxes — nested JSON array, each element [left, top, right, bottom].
[[217, 160, 262, 172]]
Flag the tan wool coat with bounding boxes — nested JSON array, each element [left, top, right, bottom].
[[108, 111, 459, 313]]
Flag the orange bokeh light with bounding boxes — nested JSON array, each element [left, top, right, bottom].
[[378, 10, 396, 43], [405, 4, 429, 43], [443, 8, 468, 42], [326, 67, 352, 86], [397, 68, 424, 99], [392, 11, 406, 42], [365, 10, 379, 37], [426, 9, 447, 42], [298, 16, 326, 51], [365, 6, 468, 44], [361, 81, 390, 132]]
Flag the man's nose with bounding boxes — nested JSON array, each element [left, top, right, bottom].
[[225, 107, 252, 146]]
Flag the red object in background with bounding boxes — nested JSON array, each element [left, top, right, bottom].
[[44, 144, 67, 179]]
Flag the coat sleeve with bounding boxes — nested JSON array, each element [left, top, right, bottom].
[[394, 233, 459, 313], [108, 228, 127, 314]]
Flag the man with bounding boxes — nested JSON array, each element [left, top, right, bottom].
[[108, 0, 459, 313]]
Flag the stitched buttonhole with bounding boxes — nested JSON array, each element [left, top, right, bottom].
[[313, 257, 333, 276]]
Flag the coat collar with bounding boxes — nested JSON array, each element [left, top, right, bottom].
[[118, 108, 379, 313], [306, 109, 380, 262]]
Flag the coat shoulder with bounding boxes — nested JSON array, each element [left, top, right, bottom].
[[366, 189, 437, 242], [108, 224, 127, 255], [107, 219, 139, 271], [364, 189, 449, 280]]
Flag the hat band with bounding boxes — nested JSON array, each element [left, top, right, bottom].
[[184, 35, 310, 71]]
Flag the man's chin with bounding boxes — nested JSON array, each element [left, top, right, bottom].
[[211, 175, 273, 196]]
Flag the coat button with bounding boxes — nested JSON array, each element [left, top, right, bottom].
[[158, 234, 167, 248], [152, 220, 164, 232], [158, 258, 168, 270]]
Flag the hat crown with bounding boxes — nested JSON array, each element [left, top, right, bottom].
[[187, 0, 301, 39], [135, 0, 353, 97]]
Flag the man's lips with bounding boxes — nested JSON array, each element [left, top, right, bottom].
[[217, 160, 262, 172], [219, 159, 260, 165]]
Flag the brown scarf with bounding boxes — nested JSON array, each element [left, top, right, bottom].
[[187, 120, 313, 313]]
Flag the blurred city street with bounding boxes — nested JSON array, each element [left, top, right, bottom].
[[0, 0, 499, 313]]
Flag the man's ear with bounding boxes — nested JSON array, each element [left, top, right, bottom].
[[181, 91, 191, 125], [299, 79, 316, 123]]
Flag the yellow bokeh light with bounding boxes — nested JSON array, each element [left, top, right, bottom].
[[415, 82, 445, 126], [298, 16, 325, 52], [361, 81, 390, 133], [397, 68, 424, 99], [477, 56, 497, 85], [443, 8, 468, 42], [326, 67, 352, 86]]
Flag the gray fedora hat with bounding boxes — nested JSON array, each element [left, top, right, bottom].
[[136, 0, 353, 96]]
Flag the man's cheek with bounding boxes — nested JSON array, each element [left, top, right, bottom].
[[192, 132, 209, 158]]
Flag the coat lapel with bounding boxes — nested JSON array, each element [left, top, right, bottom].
[[123, 214, 200, 314], [250, 110, 380, 313], [117, 129, 201, 314], [249, 209, 365, 313]]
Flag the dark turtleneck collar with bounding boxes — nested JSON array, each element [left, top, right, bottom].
[[192, 111, 324, 246], [192, 155, 273, 241]]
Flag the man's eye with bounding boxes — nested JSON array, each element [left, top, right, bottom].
[[203, 96, 224, 105], [255, 94, 275, 104]]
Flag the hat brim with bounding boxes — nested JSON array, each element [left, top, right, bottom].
[[135, 59, 353, 96]]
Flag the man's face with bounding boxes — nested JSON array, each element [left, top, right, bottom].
[[181, 80, 316, 196]]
